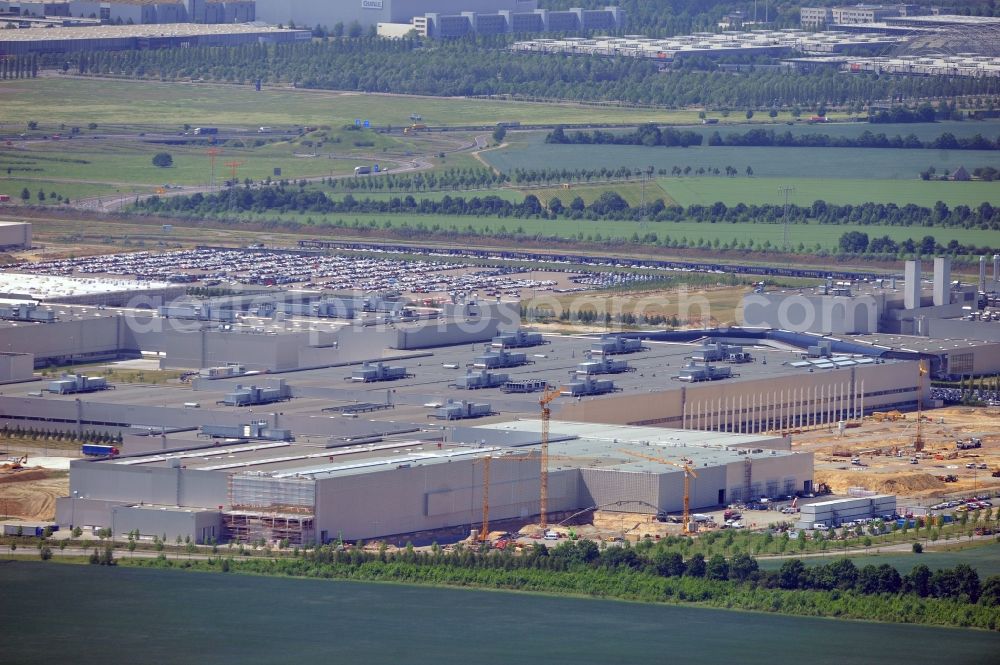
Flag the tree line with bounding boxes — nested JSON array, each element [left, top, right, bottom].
[[53, 38, 998, 109], [0, 54, 39, 80], [547, 124, 1000, 151], [134, 187, 1000, 240]]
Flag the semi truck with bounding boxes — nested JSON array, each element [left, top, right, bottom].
[[81, 444, 120, 456], [354, 165, 380, 175]]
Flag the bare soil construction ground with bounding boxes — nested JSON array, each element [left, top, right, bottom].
[[0, 468, 67, 521], [792, 405, 1000, 501]]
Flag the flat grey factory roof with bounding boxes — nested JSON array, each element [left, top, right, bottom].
[[477, 419, 796, 472], [97, 419, 794, 478], [845, 334, 997, 353], [192, 335, 909, 409]]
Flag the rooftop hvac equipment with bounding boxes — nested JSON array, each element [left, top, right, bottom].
[[473, 348, 530, 369], [501, 379, 549, 394], [198, 363, 246, 379], [201, 421, 293, 442], [575, 356, 634, 375], [218, 380, 290, 406], [560, 376, 618, 396], [45, 374, 112, 394], [491, 329, 546, 349], [674, 362, 734, 382], [0, 302, 56, 323], [432, 400, 494, 420], [348, 361, 411, 383], [455, 369, 510, 389], [692, 342, 754, 364], [590, 336, 646, 355]]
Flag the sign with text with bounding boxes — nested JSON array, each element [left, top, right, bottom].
[[362, 0, 383, 9]]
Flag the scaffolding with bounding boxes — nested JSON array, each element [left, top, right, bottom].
[[223, 510, 315, 546], [224, 473, 316, 545]]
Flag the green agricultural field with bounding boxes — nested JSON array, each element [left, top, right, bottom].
[[0, 77, 829, 130], [483, 132, 1000, 191], [0, 135, 393, 196], [315, 187, 524, 203], [512, 181, 673, 207], [758, 541, 1000, 578], [662, 177, 999, 208], [0, 176, 125, 203], [187, 209, 1000, 252], [649, 119, 1000, 143]]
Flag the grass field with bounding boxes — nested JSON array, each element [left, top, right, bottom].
[[0, 176, 126, 202], [0, 130, 409, 198], [758, 541, 1000, 577], [483, 132, 1000, 194], [662, 177, 998, 208], [0, 77, 766, 129], [189, 209, 1000, 251]]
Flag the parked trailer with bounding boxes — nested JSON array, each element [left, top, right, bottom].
[[81, 444, 120, 456]]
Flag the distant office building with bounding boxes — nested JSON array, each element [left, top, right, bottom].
[[0, 0, 255, 24], [801, 4, 928, 27], [390, 5, 625, 38], [255, 0, 536, 31]]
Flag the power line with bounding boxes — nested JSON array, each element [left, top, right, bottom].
[[778, 184, 795, 250]]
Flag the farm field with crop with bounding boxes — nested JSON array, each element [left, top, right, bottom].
[[0, 77, 742, 129], [661, 177, 998, 208], [482, 133, 1000, 191], [190, 210, 1000, 252]]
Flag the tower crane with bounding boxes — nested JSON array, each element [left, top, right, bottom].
[[473, 449, 592, 541], [539, 385, 563, 530], [619, 448, 699, 534], [914, 359, 927, 452]]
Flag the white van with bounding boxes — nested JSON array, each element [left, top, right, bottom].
[[813, 522, 829, 531], [543, 531, 559, 541]]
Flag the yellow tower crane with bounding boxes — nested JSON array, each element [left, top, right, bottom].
[[619, 448, 699, 534], [915, 360, 928, 452], [539, 385, 563, 530], [474, 450, 589, 542]]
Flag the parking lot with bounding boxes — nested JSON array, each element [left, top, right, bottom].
[[10, 247, 663, 297]]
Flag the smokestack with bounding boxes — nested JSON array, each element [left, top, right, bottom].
[[933, 256, 951, 307], [904, 260, 920, 309], [981, 256, 988, 293]]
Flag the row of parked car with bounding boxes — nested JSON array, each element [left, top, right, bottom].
[[930, 496, 993, 511]]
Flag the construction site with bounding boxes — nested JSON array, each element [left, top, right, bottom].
[[0, 247, 998, 547]]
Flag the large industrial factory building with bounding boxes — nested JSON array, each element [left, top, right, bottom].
[[57, 420, 808, 545]]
